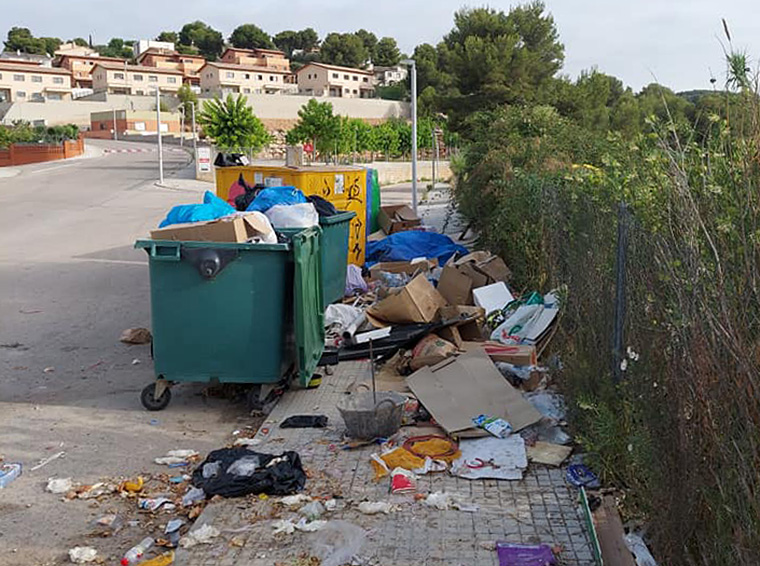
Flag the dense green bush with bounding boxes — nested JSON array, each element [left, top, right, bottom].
[[0, 121, 79, 148], [454, 95, 760, 565]]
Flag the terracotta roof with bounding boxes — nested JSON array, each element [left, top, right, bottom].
[[92, 62, 184, 75], [136, 48, 206, 63], [0, 62, 72, 75], [56, 54, 128, 63], [201, 61, 292, 74], [222, 46, 286, 57], [296, 62, 373, 76]]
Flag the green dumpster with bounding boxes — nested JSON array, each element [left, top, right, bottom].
[[281, 211, 356, 306], [134, 227, 324, 411]]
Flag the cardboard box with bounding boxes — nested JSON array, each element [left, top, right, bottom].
[[482, 343, 537, 366], [406, 348, 542, 436], [366, 273, 447, 327], [438, 305, 486, 347], [437, 264, 474, 305], [378, 204, 422, 234], [150, 215, 272, 243], [369, 259, 438, 280], [454, 252, 511, 283]]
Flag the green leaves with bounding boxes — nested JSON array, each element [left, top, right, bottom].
[[230, 24, 274, 50], [198, 94, 271, 152]]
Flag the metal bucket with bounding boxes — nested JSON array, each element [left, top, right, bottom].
[[337, 391, 405, 440]]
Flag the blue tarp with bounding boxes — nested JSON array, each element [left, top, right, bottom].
[[158, 191, 235, 228], [246, 186, 307, 213], [366, 231, 469, 267]]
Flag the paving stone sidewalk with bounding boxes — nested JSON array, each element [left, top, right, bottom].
[[176, 361, 595, 566]]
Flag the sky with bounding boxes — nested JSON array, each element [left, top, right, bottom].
[[3, 0, 758, 92]]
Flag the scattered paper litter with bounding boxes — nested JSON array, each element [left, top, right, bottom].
[[179, 524, 220, 548], [47, 477, 73, 494], [31, 450, 65, 471], [68, 546, 97, 564], [155, 449, 198, 465], [280, 494, 312, 507], [272, 518, 328, 534], [451, 436, 528, 480], [357, 501, 394, 515]]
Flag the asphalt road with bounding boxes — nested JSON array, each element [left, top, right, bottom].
[[0, 141, 252, 565]]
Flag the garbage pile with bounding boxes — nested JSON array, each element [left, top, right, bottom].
[[323, 235, 574, 474]]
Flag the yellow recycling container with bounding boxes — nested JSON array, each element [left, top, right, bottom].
[[216, 165, 367, 265]]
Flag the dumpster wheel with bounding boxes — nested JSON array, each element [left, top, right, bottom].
[[141, 380, 172, 411]]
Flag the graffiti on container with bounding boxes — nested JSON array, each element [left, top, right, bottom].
[[351, 217, 364, 261], [346, 177, 362, 204], [321, 178, 332, 198]]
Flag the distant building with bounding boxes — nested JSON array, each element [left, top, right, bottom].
[[296, 63, 374, 98], [199, 62, 296, 97], [220, 47, 290, 72], [0, 62, 72, 103], [0, 50, 53, 67], [135, 39, 175, 57], [91, 62, 183, 95], [89, 109, 180, 139], [373, 65, 407, 87], [135, 48, 205, 86], [56, 54, 128, 88], [55, 43, 99, 57]]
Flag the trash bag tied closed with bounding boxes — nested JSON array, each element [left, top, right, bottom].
[[191, 447, 306, 497]]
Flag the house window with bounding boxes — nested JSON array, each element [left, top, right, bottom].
[[244, 73, 250, 79], [243, 87, 250, 93], [352, 76, 358, 81], [53, 77, 64, 84], [226, 71, 234, 78], [353, 89, 358, 94], [133, 74, 143, 81], [167, 77, 177, 84], [183, 59, 193, 63], [31, 75, 42, 83], [16, 91, 26, 97], [114, 72, 125, 79], [269, 75, 274, 81], [258, 74, 263, 80], [363, 77, 369, 82], [332, 73, 338, 79], [47, 92, 62, 100], [149, 75, 158, 82], [13, 74, 25, 81]]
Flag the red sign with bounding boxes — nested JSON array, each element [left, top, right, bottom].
[[304, 142, 314, 153]]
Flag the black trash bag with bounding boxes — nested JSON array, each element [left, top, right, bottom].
[[214, 153, 246, 167], [235, 182, 265, 212], [280, 415, 329, 429], [307, 195, 339, 217], [191, 447, 306, 497]]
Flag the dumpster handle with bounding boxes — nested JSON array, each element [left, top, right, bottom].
[[151, 242, 181, 262]]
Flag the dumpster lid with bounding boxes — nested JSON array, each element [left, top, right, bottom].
[[319, 210, 357, 226]]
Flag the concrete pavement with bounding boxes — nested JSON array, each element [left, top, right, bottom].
[[0, 140, 250, 566]]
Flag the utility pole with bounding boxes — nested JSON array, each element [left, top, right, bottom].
[[156, 88, 164, 184], [179, 107, 184, 148], [112, 108, 117, 141], [191, 101, 197, 156], [401, 59, 418, 213], [431, 129, 437, 190]]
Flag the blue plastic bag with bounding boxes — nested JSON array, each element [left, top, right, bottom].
[[246, 186, 307, 213], [158, 191, 235, 228], [366, 231, 468, 267]]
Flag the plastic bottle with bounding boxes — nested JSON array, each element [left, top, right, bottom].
[[0, 463, 22, 489], [120, 537, 154, 565]]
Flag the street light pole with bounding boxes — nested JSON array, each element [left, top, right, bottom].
[[155, 88, 164, 184], [401, 59, 418, 214], [112, 108, 117, 141]]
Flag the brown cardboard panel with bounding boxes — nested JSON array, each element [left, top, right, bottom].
[[366, 274, 446, 327], [456, 262, 489, 290], [407, 348, 542, 435], [368, 259, 438, 279], [527, 441, 572, 466], [378, 204, 422, 234], [437, 265, 474, 306], [593, 496, 637, 566], [150, 217, 248, 242]]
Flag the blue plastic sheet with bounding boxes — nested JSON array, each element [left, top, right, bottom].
[[366, 231, 468, 267], [246, 186, 307, 213], [158, 191, 235, 228]]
